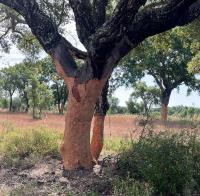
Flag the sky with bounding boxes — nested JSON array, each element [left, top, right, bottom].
[[0, 22, 200, 108]]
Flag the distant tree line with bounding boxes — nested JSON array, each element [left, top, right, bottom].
[[0, 57, 68, 118]]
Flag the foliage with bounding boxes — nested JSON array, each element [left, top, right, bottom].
[[40, 57, 68, 114], [128, 82, 160, 118], [0, 98, 8, 109], [28, 74, 53, 118], [0, 127, 62, 167], [126, 98, 144, 114], [0, 66, 19, 110], [108, 96, 127, 114], [182, 19, 200, 74], [116, 130, 200, 195], [168, 106, 200, 119], [113, 178, 153, 196], [188, 52, 200, 74], [16, 32, 42, 62], [120, 27, 200, 120]]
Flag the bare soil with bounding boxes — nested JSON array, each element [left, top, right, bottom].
[[0, 156, 115, 195]]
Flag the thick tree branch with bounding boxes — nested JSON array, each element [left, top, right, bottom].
[[0, 0, 88, 79], [89, 0, 200, 76], [148, 70, 164, 91], [92, 0, 109, 29], [88, 0, 148, 78], [69, 0, 95, 48], [0, 0, 199, 83]]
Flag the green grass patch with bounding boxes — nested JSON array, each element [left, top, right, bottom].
[[104, 138, 133, 153], [0, 126, 62, 167]]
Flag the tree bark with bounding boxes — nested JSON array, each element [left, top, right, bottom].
[[90, 81, 109, 163], [9, 94, 12, 112], [58, 103, 65, 115], [24, 93, 29, 113], [58, 104, 63, 115], [161, 90, 172, 122], [32, 106, 36, 119], [60, 76, 106, 170]]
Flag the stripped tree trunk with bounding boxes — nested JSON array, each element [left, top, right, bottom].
[[59, 75, 107, 170], [161, 90, 172, 122], [91, 81, 109, 163]]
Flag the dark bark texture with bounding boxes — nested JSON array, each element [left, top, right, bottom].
[[94, 81, 110, 116], [0, 0, 199, 84]]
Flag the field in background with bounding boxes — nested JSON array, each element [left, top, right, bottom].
[[0, 111, 198, 139]]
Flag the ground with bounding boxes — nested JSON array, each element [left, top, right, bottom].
[[0, 156, 115, 195], [0, 111, 193, 138], [0, 111, 198, 195]]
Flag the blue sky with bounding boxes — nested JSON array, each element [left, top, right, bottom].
[[114, 82, 200, 107]]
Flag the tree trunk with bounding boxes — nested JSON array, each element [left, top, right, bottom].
[[58, 103, 65, 115], [161, 90, 171, 122], [61, 103, 65, 114], [161, 103, 168, 122], [24, 92, 29, 113], [90, 81, 109, 163], [9, 94, 12, 112], [60, 77, 106, 170], [58, 103, 63, 114], [32, 106, 36, 119]]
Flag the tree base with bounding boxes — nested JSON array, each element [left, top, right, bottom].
[[62, 167, 93, 178], [60, 78, 106, 170]]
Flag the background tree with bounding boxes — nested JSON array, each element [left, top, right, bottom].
[[122, 29, 199, 121], [0, 66, 18, 111], [182, 19, 200, 74], [126, 99, 143, 114], [188, 54, 200, 74], [129, 82, 160, 119], [107, 96, 127, 114], [40, 57, 68, 114], [0, 0, 199, 170], [27, 65, 53, 119], [14, 63, 34, 112]]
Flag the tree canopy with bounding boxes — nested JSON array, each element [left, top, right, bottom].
[[120, 27, 200, 120], [0, 0, 199, 84]]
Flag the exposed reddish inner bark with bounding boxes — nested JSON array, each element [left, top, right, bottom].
[[90, 115, 105, 163], [162, 103, 168, 122], [55, 60, 106, 170]]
